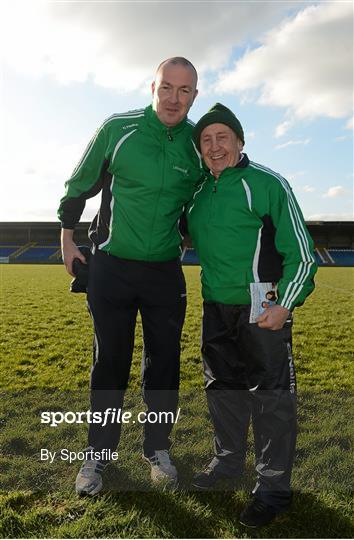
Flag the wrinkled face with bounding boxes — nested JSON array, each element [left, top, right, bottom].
[[152, 63, 198, 127], [200, 123, 243, 178]]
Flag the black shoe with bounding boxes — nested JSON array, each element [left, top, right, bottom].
[[239, 498, 277, 528], [192, 462, 238, 490]]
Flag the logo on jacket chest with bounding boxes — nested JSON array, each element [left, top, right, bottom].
[[173, 165, 189, 175], [122, 123, 139, 130]]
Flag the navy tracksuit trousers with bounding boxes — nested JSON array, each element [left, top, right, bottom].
[[86, 249, 186, 457], [202, 302, 297, 510]]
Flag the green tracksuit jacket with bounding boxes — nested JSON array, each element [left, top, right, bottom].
[[187, 154, 317, 311], [58, 105, 201, 261]]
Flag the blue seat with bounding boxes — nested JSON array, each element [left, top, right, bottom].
[[182, 249, 199, 265], [329, 250, 354, 266], [17, 247, 59, 262], [0, 246, 20, 257]]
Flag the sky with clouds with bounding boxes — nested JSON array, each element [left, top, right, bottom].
[[1, 0, 353, 222]]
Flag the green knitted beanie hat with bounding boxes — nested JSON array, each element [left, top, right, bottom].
[[193, 103, 245, 151]]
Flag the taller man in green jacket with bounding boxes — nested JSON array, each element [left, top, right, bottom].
[[188, 103, 317, 527], [58, 57, 200, 495]]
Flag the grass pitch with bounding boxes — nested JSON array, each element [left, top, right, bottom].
[[0, 265, 353, 538]]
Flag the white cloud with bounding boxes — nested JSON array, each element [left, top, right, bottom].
[[215, 2, 353, 121], [286, 170, 306, 181], [275, 138, 310, 150], [24, 167, 36, 175], [346, 117, 354, 130], [302, 185, 315, 193], [275, 120, 293, 138], [322, 186, 347, 198], [1, 1, 307, 92], [307, 213, 354, 221], [245, 131, 256, 140], [334, 135, 349, 142], [0, 136, 93, 221]]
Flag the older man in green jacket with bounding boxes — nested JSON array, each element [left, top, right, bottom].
[[188, 103, 317, 527]]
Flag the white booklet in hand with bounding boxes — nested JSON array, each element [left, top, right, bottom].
[[249, 282, 278, 323]]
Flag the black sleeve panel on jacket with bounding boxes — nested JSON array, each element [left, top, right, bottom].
[[179, 208, 189, 237], [60, 160, 109, 229], [88, 168, 114, 247], [258, 214, 284, 282]]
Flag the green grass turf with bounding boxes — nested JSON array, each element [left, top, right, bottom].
[[0, 265, 353, 538]]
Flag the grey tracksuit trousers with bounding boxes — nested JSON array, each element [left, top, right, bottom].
[[202, 302, 296, 510]]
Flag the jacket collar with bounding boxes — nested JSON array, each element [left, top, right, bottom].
[[202, 153, 250, 179], [236, 153, 250, 169]]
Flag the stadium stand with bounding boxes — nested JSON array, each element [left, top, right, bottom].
[[0, 221, 353, 266], [16, 246, 60, 262], [314, 249, 324, 266], [328, 249, 354, 266], [0, 246, 20, 257], [315, 247, 335, 264], [182, 248, 199, 265]]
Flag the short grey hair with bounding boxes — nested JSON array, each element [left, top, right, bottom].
[[155, 57, 198, 84]]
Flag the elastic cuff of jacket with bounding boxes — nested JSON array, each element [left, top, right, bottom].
[[278, 301, 292, 312], [60, 222, 75, 230]]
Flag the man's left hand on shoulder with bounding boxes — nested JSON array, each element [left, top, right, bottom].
[[256, 305, 290, 331]]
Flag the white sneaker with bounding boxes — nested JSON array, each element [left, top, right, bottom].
[[75, 457, 106, 496], [143, 450, 178, 484]]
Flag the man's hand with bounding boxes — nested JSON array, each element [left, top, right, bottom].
[[256, 305, 290, 331], [61, 229, 86, 277]]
